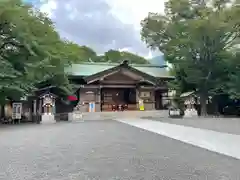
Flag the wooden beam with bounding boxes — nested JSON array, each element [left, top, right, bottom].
[[87, 69, 121, 84], [79, 84, 136, 89], [76, 84, 169, 90]]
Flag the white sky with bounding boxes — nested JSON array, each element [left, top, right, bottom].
[[40, 0, 165, 29], [107, 0, 166, 58], [40, 0, 56, 17], [40, 0, 166, 58], [106, 0, 165, 29]]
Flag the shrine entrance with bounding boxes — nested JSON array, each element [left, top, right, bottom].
[[101, 88, 137, 111], [77, 60, 170, 112]]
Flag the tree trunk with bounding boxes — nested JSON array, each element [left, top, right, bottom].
[[0, 104, 5, 118], [212, 96, 220, 116], [200, 94, 208, 117]]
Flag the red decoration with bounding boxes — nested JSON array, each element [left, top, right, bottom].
[[68, 95, 78, 101]]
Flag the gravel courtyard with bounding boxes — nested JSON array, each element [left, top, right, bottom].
[[142, 116, 240, 135], [0, 121, 240, 180]]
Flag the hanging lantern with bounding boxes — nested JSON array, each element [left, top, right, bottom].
[[68, 95, 78, 101]]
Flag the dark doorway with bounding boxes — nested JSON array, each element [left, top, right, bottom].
[[101, 88, 136, 111], [155, 90, 163, 110]]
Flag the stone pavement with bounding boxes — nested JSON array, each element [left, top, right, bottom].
[[117, 118, 240, 160], [75, 110, 240, 135], [72, 110, 169, 121], [142, 116, 240, 135], [1, 121, 240, 179]]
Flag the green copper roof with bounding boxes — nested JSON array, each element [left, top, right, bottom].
[[65, 62, 172, 78]]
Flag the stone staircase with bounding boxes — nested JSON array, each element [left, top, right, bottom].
[[70, 110, 168, 121]]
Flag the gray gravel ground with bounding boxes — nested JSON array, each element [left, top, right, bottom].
[[0, 121, 240, 180], [142, 116, 240, 135]]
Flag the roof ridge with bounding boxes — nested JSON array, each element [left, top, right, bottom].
[[71, 62, 167, 68], [71, 62, 117, 66]]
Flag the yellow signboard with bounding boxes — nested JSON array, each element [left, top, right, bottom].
[[139, 99, 144, 111]]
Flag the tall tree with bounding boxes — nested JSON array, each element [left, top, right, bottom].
[[104, 50, 122, 63], [61, 41, 98, 63], [0, 0, 74, 103], [58, 44, 150, 64], [227, 52, 240, 98], [141, 0, 240, 115], [121, 51, 149, 64], [102, 49, 149, 64]]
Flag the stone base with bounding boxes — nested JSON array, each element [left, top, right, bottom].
[[169, 109, 181, 116], [71, 111, 83, 121], [41, 114, 56, 124], [68, 113, 73, 121], [184, 109, 198, 118]]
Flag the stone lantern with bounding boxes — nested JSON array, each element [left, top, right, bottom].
[[39, 93, 57, 124], [181, 91, 198, 118]]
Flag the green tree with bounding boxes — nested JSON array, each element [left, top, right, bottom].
[[104, 49, 122, 62], [60, 41, 98, 63], [0, 0, 74, 103], [80, 45, 98, 61], [141, 0, 240, 116], [102, 49, 149, 64], [227, 52, 240, 98], [121, 51, 149, 64], [56, 44, 150, 64]]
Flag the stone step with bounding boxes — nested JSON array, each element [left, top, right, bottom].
[[70, 110, 168, 121]]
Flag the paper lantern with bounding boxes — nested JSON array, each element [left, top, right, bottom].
[[68, 95, 78, 101]]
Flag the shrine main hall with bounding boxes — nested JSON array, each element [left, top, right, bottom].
[[65, 60, 174, 112], [0, 60, 174, 122]]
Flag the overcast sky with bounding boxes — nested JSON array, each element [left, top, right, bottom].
[[32, 0, 165, 57]]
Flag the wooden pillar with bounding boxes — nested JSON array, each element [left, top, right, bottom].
[[33, 100, 37, 115], [97, 87, 101, 112], [52, 99, 56, 114], [38, 99, 42, 114]]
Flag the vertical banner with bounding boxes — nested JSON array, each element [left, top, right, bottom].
[[12, 103, 22, 119], [139, 99, 144, 111], [89, 102, 95, 112]]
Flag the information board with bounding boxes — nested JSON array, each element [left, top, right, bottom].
[[12, 103, 22, 119]]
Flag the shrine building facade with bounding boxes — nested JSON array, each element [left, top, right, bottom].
[[65, 60, 174, 112], [0, 60, 175, 122]]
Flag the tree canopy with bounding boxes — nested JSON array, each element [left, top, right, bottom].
[[101, 49, 149, 64], [67, 47, 150, 64], [0, 0, 150, 104], [0, 0, 74, 103], [141, 0, 240, 115]]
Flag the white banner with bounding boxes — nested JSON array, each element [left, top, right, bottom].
[[12, 103, 22, 119]]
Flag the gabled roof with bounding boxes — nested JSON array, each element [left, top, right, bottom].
[[83, 61, 158, 85], [65, 62, 173, 78]]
